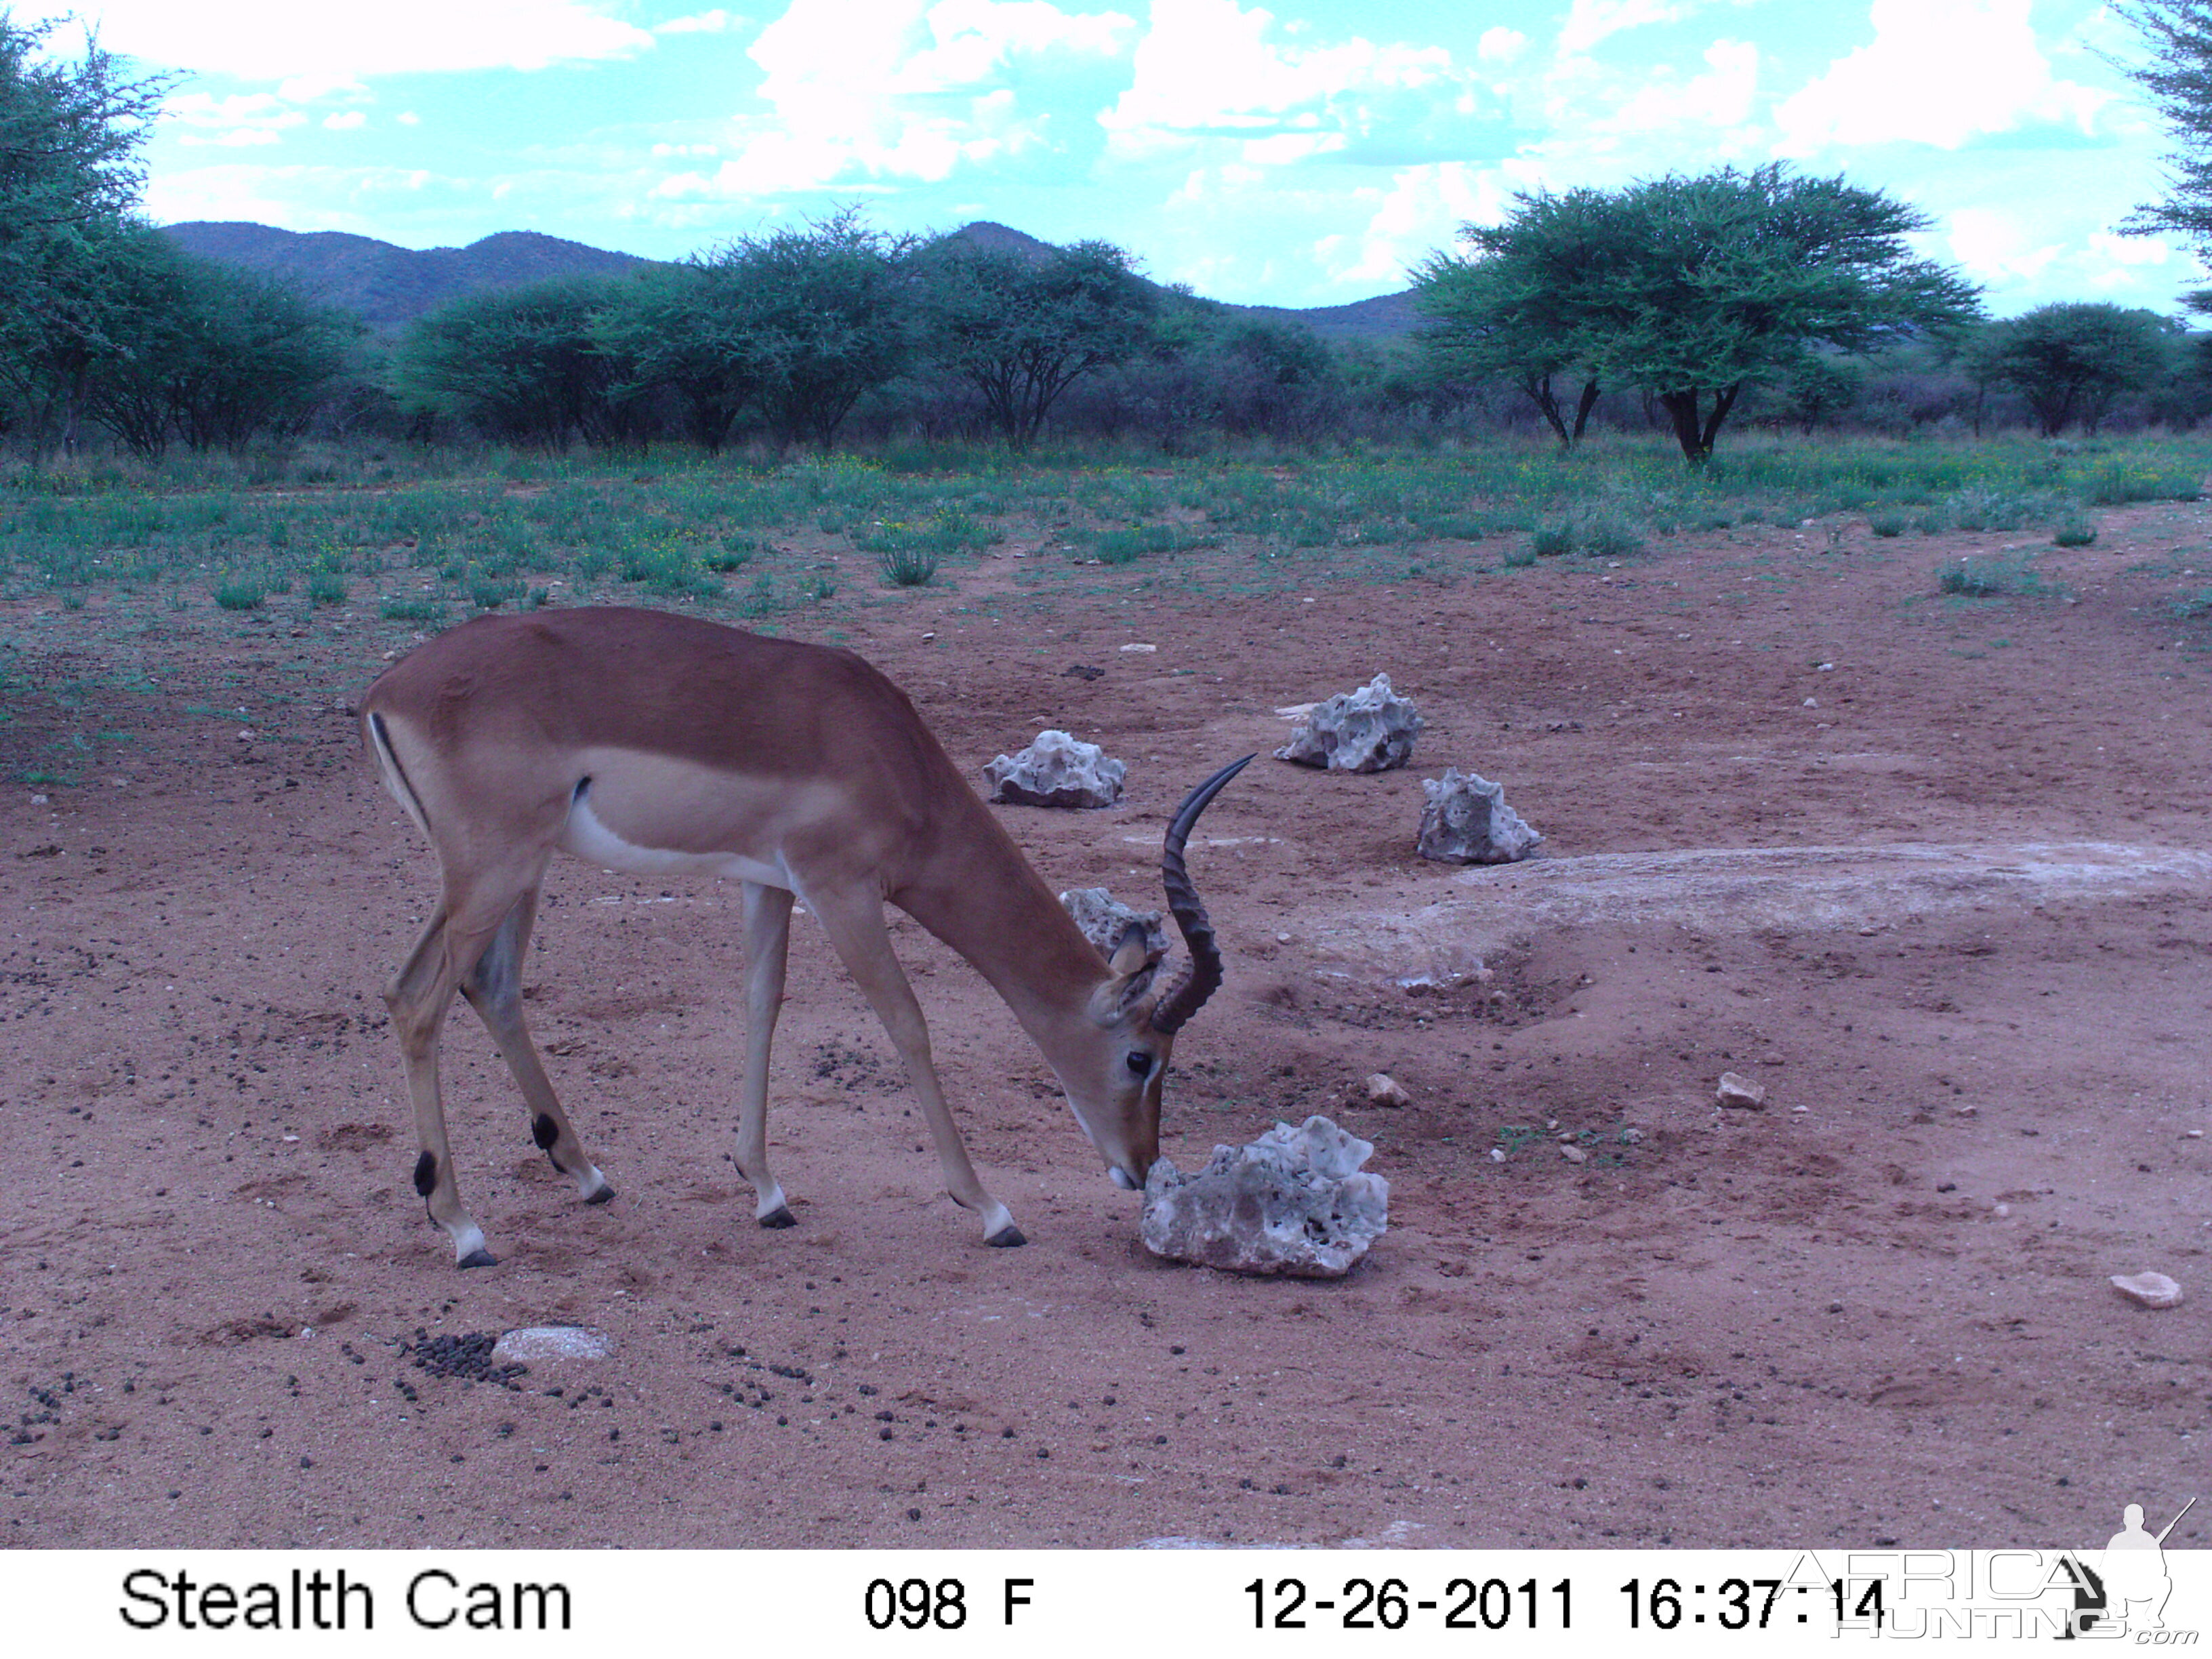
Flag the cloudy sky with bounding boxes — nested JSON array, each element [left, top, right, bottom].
[[16, 0, 2198, 314]]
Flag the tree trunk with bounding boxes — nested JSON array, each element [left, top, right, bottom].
[[1570, 377, 1601, 442], [1519, 373, 1570, 446]]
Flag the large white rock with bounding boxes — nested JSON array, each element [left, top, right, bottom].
[[1059, 886, 1169, 961], [1276, 674, 1422, 773], [984, 729, 1126, 808], [1140, 1115, 1389, 1277], [491, 1326, 613, 1364], [1416, 768, 1542, 864]]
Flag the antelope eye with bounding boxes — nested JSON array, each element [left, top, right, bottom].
[[1126, 1052, 1153, 1078]]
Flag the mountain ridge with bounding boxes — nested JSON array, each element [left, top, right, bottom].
[[156, 219, 1420, 343]]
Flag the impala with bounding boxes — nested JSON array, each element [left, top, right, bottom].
[[361, 606, 1250, 1267]]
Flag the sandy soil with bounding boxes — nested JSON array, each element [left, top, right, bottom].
[[3, 499, 2208, 1550]]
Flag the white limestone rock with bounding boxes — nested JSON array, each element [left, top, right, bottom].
[[984, 729, 1126, 808], [1140, 1115, 1389, 1278], [1276, 674, 1422, 773], [1058, 887, 1169, 962], [2110, 1271, 2184, 1309], [1416, 768, 1543, 864], [1715, 1072, 1767, 1109], [491, 1326, 613, 1364]]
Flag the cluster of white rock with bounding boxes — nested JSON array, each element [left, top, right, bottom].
[[984, 729, 1126, 808], [1139, 1115, 1389, 1279]]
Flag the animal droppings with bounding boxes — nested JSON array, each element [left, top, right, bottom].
[[1415, 768, 1543, 864], [983, 729, 1126, 808], [1059, 886, 1169, 962], [1275, 674, 1422, 773], [2108, 1272, 2183, 1309], [1141, 1115, 1389, 1278]]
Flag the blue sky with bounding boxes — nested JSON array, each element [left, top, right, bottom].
[[19, 0, 2198, 314]]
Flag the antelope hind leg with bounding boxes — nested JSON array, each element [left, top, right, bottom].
[[460, 886, 614, 1205], [735, 882, 796, 1227]]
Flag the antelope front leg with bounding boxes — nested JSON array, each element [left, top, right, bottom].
[[735, 881, 795, 1228], [806, 886, 1023, 1247], [459, 887, 613, 1206]]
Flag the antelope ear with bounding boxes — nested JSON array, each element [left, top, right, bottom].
[[1090, 924, 1166, 1026], [1107, 920, 1159, 978]]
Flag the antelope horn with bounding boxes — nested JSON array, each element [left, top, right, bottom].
[[1148, 754, 1255, 1035]]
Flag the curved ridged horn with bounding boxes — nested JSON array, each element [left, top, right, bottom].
[[1147, 754, 1256, 1035]]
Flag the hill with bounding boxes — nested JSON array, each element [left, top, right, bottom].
[[158, 223, 658, 332], [157, 219, 1421, 342]]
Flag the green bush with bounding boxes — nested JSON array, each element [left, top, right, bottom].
[[878, 544, 939, 586], [2051, 516, 2097, 548], [1868, 511, 1908, 538], [1939, 554, 2055, 598], [380, 596, 443, 621], [1529, 523, 1576, 558], [306, 569, 348, 606], [1578, 513, 1645, 558], [213, 575, 265, 611], [1501, 541, 1538, 569], [705, 534, 756, 572]]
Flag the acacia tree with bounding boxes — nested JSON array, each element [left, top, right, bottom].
[[0, 18, 170, 457], [1412, 190, 1614, 447], [695, 211, 916, 451], [916, 238, 1154, 449], [1420, 165, 1982, 462], [588, 264, 758, 452], [392, 276, 636, 447], [1964, 304, 2177, 435], [2114, 3, 2212, 282]]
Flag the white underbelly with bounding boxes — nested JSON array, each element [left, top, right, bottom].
[[559, 790, 792, 889]]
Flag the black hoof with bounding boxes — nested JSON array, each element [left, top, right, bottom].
[[759, 1204, 797, 1230], [457, 1248, 499, 1269], [584, 1184, 616, 1206], [985, 1224, 1027, 1248]]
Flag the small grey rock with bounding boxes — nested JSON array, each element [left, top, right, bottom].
[[984, 729, 1126, 808], [1416, 768, 1542, 864], [2110, 1271, 2184, 1309], [1357, 1073, 1412, 1108], [1715, 1072, 1767, 1109], [1141, 1115, 1389, 1278], [1276, 674, 1422, 773], [1059, 886, 1168, 962]]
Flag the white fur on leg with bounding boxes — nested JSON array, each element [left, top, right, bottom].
[[575, 1164, 611, 1201], [449, 1220, 489, 1264], [753, 1181, 789, 1222], [980, 1200, 1015, 1240]]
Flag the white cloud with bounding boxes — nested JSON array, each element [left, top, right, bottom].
[[1476, 27, 1526, 67], [655, 8, 741, 32], [661, 0, 1132, 194], [1557, 0, 1697, 56], [1944, 205, 2063, 283], [324, 111, 367, 130], [1102, 0, 1456, 155], [1599, 35, 1758, 136], [18, 1, 655, 79], [1775, 0, 2109, 155]]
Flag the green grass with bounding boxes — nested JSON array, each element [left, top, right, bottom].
[[1938, 552, 2060, 599], [4, 432, 2209, 624], [211, 575, 265, 611]]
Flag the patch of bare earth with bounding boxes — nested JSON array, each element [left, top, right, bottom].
[[2, 503, 2207, 1549]]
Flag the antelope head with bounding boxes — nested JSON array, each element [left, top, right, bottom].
[[1064, 755, 1254, 1190]]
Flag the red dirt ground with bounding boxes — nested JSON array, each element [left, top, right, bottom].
[[3, 501, 2208, 1550]]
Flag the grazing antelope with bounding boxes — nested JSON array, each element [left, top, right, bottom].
[[361, 606, 1250, 1267]]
